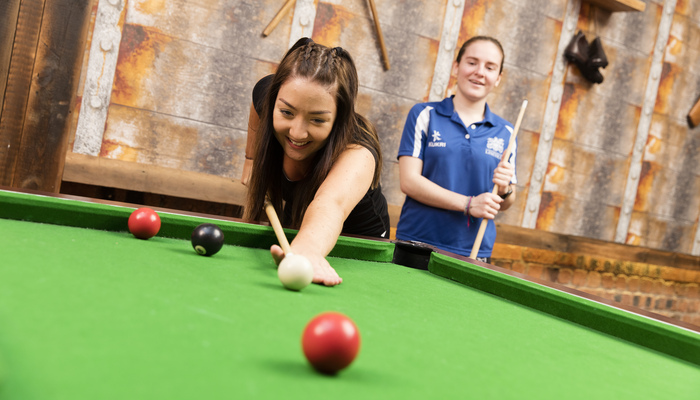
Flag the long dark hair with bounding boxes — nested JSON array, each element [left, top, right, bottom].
[[244, 38, 382, 228]]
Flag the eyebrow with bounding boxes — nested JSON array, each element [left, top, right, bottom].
[[278, 98, 333, 115], [465, 56, 499, 66]]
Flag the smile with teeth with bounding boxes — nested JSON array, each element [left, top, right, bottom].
[[288, 137, 310, 147]]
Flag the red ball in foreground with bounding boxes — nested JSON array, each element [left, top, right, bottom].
[[302, 312, 360, 374], [128, 208, 161, 239]]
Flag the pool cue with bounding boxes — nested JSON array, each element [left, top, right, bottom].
[[469, 99, 528, 260], [264, 200, 292, 254], [367, 0, 390, 70], [262, 0, 296, 37], [689, 96, 700, 128]]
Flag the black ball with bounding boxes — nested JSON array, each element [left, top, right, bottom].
[[191, 223, 224, 256]]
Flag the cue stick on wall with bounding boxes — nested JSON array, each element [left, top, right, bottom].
[[367, 0, 390, 70], [469, 99, 528, 260], [262, 0, 296, 37], [264, 200, 292, 254]]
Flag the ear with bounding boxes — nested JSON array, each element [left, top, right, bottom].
[[495, 72, 502, 87], [451, 60, 459, 76]]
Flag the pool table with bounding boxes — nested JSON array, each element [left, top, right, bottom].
[[0, 188, 698, 399]]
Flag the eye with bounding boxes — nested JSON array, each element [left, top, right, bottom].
[[311, 117, 328, 125], [279, 109, 293, 117]]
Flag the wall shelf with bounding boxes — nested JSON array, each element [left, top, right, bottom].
[[584, 0, 646, 12]]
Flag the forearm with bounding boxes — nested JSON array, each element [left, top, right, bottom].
[[290, 146, 373, 258], [290, 200, 344, 258], [401, 174, 469, 212]]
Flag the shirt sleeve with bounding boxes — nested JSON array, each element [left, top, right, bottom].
[[397, 104, 433, 160]]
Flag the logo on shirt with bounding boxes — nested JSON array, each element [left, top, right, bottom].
[[485, 137, 505, 159], [429, 130, 446, 147]]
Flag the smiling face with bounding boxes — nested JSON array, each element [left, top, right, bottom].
[[273, 77, 338, 175], [452, 40, 503, 103]]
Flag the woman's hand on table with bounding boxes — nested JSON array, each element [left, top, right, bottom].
[[270, 244, 342, 286]]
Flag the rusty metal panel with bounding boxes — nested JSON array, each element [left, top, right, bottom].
[[59, 0, 700, 255], [72, 0, 284, 182]]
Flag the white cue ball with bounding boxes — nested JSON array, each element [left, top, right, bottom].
[[278, 253, 314, 291]]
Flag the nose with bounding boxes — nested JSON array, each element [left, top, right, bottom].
[[289, 117, 308, 139]]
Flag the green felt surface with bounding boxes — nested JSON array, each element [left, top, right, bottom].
[[0, 217, 699, 399]]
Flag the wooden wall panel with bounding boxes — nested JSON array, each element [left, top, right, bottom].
[[0, 0, 43, 187], [0, 0, 21, 112], [12, 0, 93, 191]]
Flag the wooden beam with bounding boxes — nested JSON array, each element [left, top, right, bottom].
[[0, 0, 21, 112], [12, 0, 94, 192], [62, 152, 248, 206], [496, 223, 700, 270], [0, 0, 44, 187], [584, 0, 646, 12]]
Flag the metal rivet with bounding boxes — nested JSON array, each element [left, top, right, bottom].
[[444, 39, 454, 51], [90, 95, 102, 109], [101, 38, 112, 52]]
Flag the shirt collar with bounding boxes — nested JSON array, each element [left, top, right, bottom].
[[436, 96, 496, 127]]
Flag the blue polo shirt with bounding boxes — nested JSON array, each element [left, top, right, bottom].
[[396, 97, 516, 258]]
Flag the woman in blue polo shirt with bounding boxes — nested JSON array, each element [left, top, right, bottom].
[[396, 36, 516, 262]]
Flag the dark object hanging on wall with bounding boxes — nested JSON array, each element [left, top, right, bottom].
[[564, 31, 606, 84], [588, 37, 608, 68]]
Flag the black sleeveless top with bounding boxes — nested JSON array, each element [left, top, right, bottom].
[[253, 75, 390, 238]]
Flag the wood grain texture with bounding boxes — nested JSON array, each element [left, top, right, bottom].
[[0, 0, 43, 187], [0, 0, 21, 112], [63, 152, 247, 206], [13, 0, 94, 192]]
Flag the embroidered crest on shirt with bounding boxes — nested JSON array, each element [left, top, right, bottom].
[[485, 137, 505, 158], [428, 130, 446, 147]]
